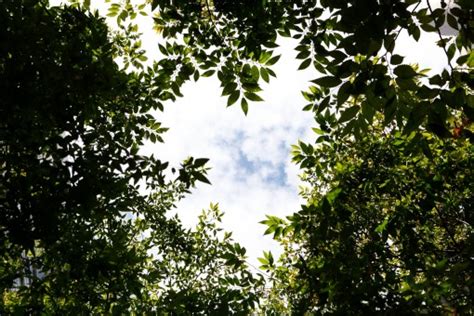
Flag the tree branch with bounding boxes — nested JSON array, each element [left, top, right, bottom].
[[426, 0, 454, 72]]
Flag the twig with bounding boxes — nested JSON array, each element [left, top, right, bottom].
[[381, 0, 423, 61], [426, 0, 454, 72], [245, 259, 274, 280]]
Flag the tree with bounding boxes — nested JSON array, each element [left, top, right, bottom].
[[3, 0, 472, 313], [102, 0, 473, 313], [1, 1, 262, 313], [109, 0, 472, 133], [261, 125, 473, 313]]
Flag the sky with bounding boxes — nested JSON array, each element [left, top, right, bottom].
[[142, 38, 317, 268], [139, 18, 449, 269], [51, 0, 451, 269], [144, 31, 448, 269]]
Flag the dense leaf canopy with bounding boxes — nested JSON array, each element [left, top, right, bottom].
[[1, 0, 473, 314], [263, 128, 473, 313], [134, 0, 472, 313], [1, 1, 262, 313]]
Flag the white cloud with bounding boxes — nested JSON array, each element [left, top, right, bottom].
[[144, 39, 317, 266], [145, 29, 449, 268]]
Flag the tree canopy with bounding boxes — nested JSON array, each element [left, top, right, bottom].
[[1, 1, 262, 313], [2, 0, 473, 314], [262, 126, 473, 313]]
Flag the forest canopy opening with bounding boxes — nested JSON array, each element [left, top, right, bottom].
[[1, 0, 472, 314]]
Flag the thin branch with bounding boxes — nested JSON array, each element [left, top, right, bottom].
[[204, 0, 223, 41], [426, 0, 454, 71], [245, 259, 273, 280], [381, 0, 423, 61]]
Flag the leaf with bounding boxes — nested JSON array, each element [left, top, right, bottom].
[[312, 127, 325, 135], [260, 68, 270, 83], [396, 78, 419, 91], [222, 82, 238, 96], [263, 225, 276, 235], [408, 24, 421, 41], [375, 217, 389, 233], [266, 68, 276, 77], [339, 106, 359, 123], [258, 51, 272, 63], [258, 257, 268, 265], [265, 55, 280, 66], [158, 44, 168, 56], [326, 188, 341, 204], [403, 103, 428, 134], [194, 172, 211, 184], [303, 103, 313, 111], [251, 65, 259, 80], [447, 43, 455, 62], [337, 81, 351, 105], [447, 13, 458, 30], [244, 92, 263, 102], [361, 100, 375, 123], [201, 70, 215, 77], [241, 98, 249, 115], [300, 142, 313, 155], [298, 58, 311, 70], [296, 50, 311, 60], [312, 76, 342, 88], [227, 90, 240, 107], [193, 158, 209, 168], [394, 64, 417, 79], [420, 22, 436, 32], [390, 54, 404, 65]]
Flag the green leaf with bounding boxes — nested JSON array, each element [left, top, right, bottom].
[[447, 13, 458, 30], [312, 128, 325, 135], [394, 65, 418, 78], [244, 92, 263, 102], [251, 65, 259, 81], [201, 70, 215, 77], [260, 68, 270, 83], [265, 55, 280, 66], [420, 22, 436, 32], [194, 172, 211, 184], [193, 158, 209, 168], [298, 58, 311, 70], [339, 106, 359, 123], [396, 78, 419, 91], [241, 98, 249, 115], [403, 103, 428, 134], [375, 217, 389, 233], [326, 188, 341, 204], [222, 82, 238, 96], [390, 54, 404, 65], [408, 24, 421, 41], [158, 44, 168, 56], [447, 43, 455, 62], [258, 257, 268, 265], [296, 50, 311, 60], [312, 76, 342, 88], [337, 81, 351, 105], [227, 90, 240, 107], [361, 100, 375, 123]]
